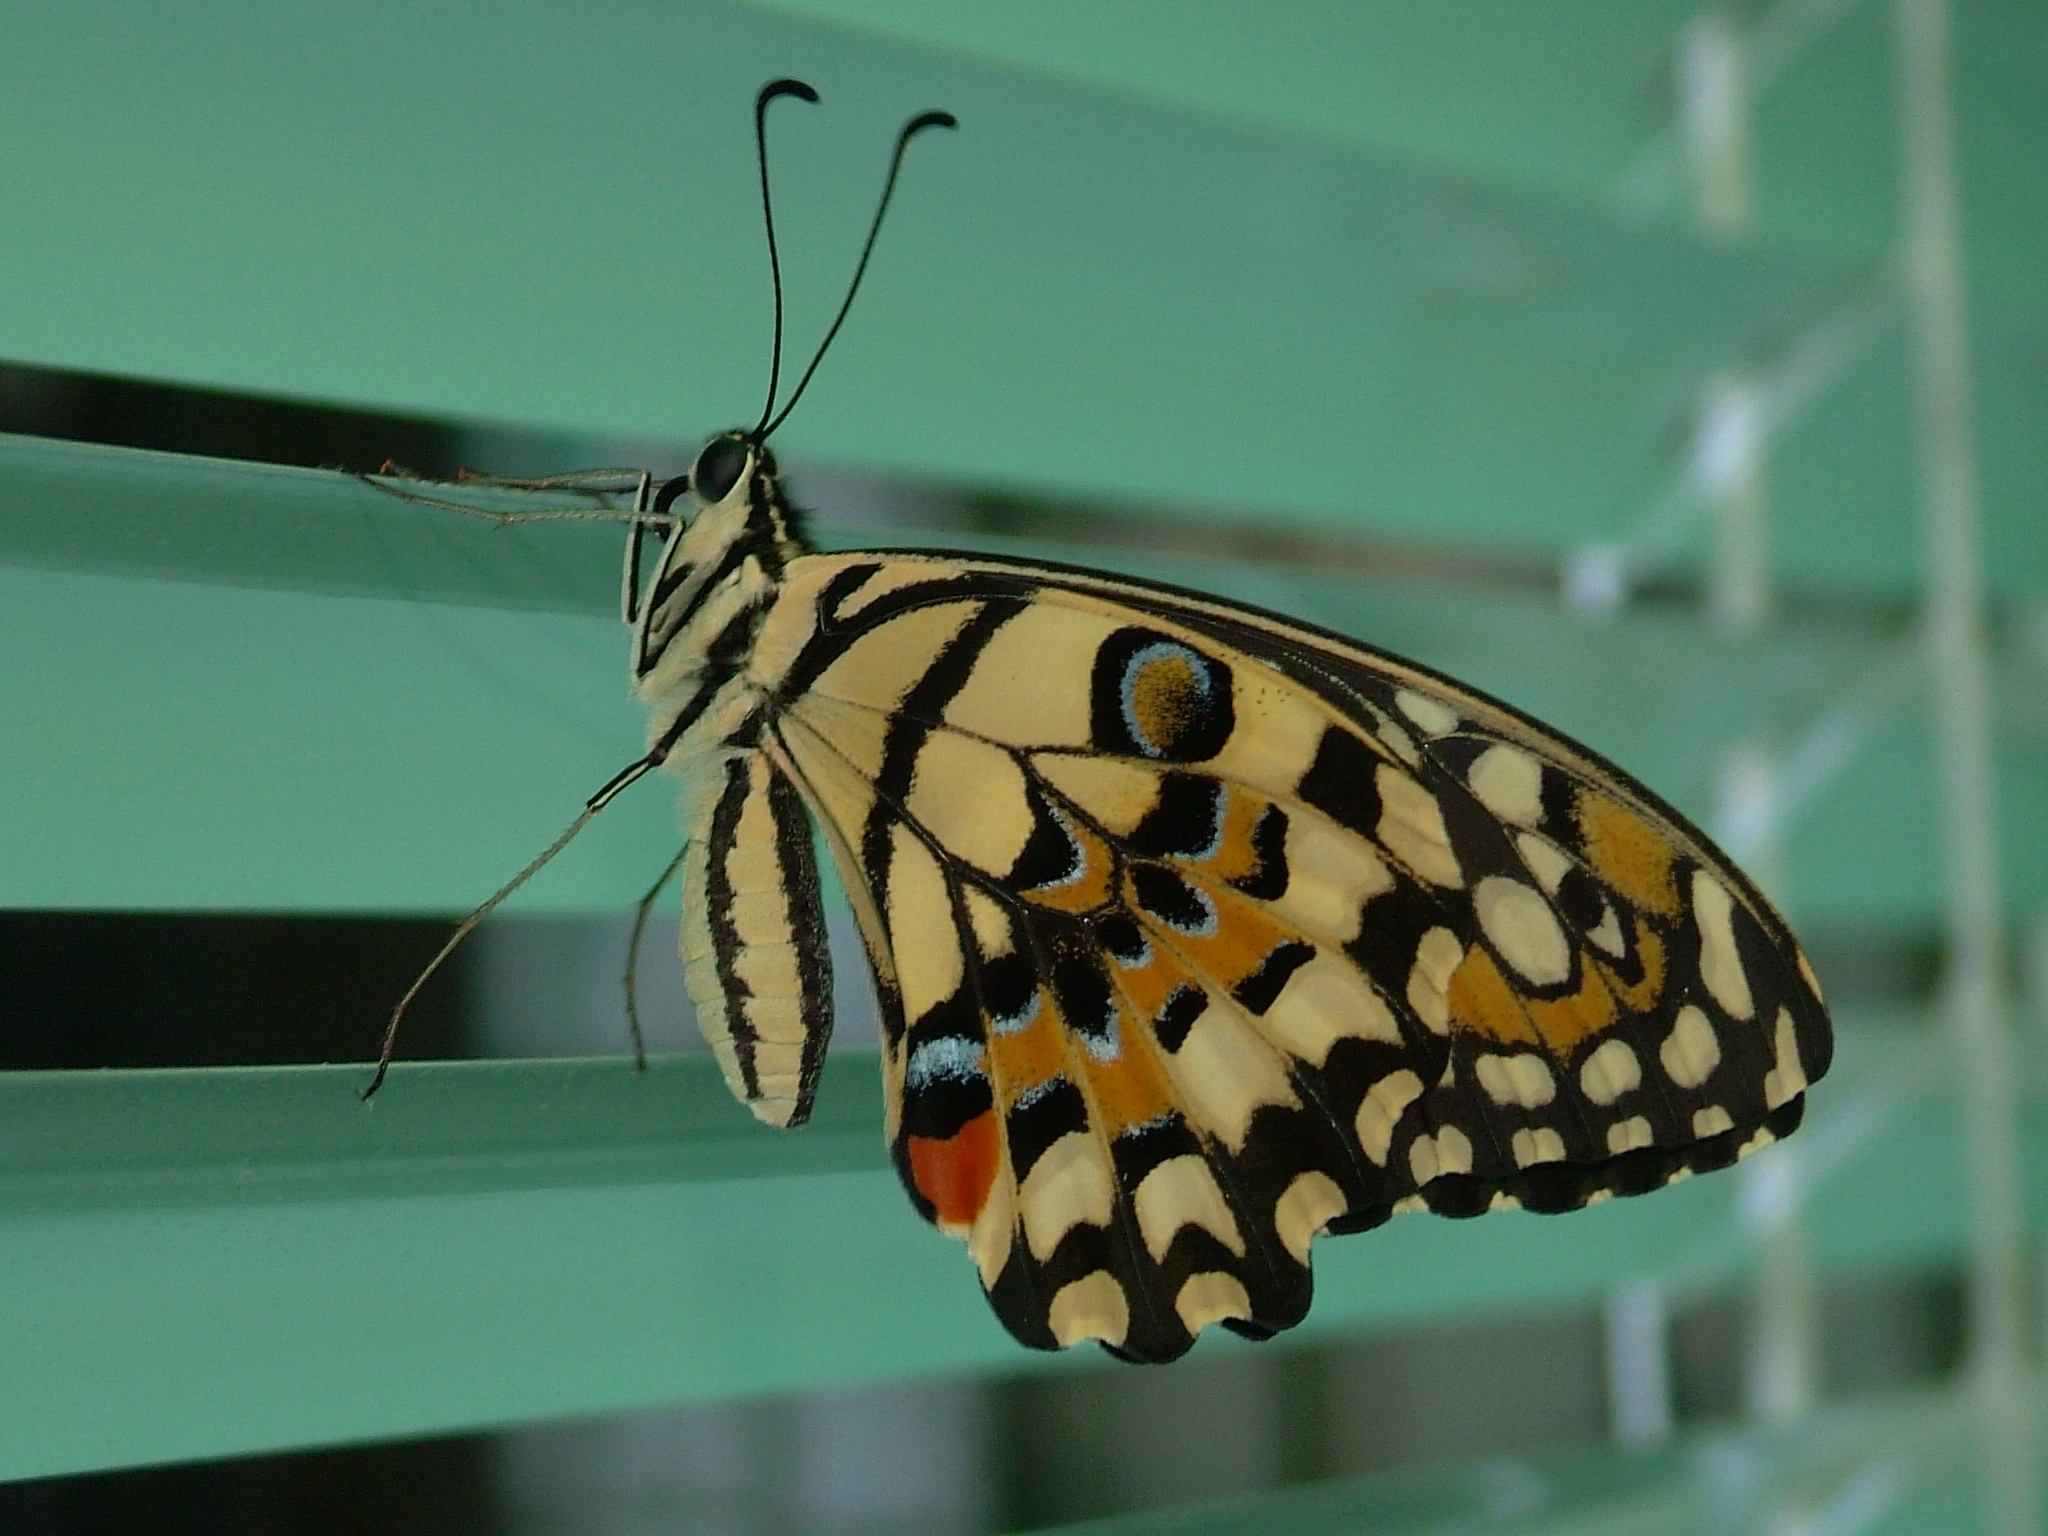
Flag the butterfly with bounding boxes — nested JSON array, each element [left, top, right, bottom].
[[368, 80, 1833, 1364]]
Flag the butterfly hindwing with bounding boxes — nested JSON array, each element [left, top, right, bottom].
[[744, 548, 1833, 1361]]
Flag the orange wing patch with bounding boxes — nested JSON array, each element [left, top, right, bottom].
[[1522, 958, 1622, 1057], [1447, 943, 1542, 1048], [1575, 789, 1681, 918], [910, 1110, 1002, 1232]]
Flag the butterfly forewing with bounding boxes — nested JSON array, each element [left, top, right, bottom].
[[731, 546, 1831, 1362]]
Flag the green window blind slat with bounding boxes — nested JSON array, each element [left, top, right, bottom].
[[0, 1024, 1993, 1478], [6, 433, 2042, 921]]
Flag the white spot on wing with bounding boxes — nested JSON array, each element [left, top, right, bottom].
[[962, 886, 1015, 960], [1376, 716, 1420, 764], [1691, 870, 1755, 1020], [1134, 1155, 1245, 1262], [1511, 1126, 1566, 1166], [1264, 952, 1402, 1064], [968, 1159, 1015, 1288], [1048, 1271, 1129, 1348], [1175, 1271, 1253, 1333], [1020, 1131, 1115, 1260], [1396, 689, 1460, 738], [1354, 1070, 1425, 1164], [1474, 1053, 1556, 1109], [1159, 997, 1298, 1150], [1273, 1170, 1348, 1263], [1469, 745, 1543, 826], [1607, 1116, 1654, 1153], [1586, 906, 1627, 957], [1218, 684, 1338, 798], [1578, 1039, 1642, 1106], [1408, 1125, 1473, 1184], [1407, 928, 1465, 1034], [1763, 1007, 1808, 1108], [1692, 1105, 1734, 1137], [1515, 832, 1574, 895], [1475, 876, 1571, 986], [1659, 1005, 1721, 1089], [1276, 813, 1395, 945]]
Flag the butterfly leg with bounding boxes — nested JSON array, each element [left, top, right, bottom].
[[364, 749, 672, 1100], [623, 844, 691, 1071], [357, 466, 675, 531]]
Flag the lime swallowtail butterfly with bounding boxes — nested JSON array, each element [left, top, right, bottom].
[[368, 79, 1832, 1364]]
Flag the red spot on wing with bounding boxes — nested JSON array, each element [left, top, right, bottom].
[[908, 1111, 1000, 1230]]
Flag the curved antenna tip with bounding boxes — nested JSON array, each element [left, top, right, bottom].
[[758, 77, 820, 110], [758, 97, 960, 440], [752, 77, 823, 434]]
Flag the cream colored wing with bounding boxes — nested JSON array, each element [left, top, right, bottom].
[[754, 552, 1831, 1362]]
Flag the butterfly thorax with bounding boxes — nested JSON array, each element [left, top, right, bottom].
[[632, 439, 812, 759]]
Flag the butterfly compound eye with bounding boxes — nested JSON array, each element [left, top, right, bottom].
[[692, 435, 752, 504]]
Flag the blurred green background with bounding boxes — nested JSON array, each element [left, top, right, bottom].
[[0, 1, 2043, 1532]]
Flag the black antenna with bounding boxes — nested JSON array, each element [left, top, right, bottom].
[[752, 78, 821, 438], [761, 107, 957, 440]]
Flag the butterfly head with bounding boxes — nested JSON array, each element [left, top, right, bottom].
[[630, 430, 801, 683], [690, 432, 757, 508], [626, 83, 949, 667], [651, 431, 783, 525]]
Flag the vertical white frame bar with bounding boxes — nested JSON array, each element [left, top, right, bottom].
[[1893, 1, 2035, 1530]]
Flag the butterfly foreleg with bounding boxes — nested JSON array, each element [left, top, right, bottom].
[[359, 467, 686, 628], [358, 467, 675, 530]]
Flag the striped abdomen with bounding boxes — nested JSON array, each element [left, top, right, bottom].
[[678, 750, 834, 1127]]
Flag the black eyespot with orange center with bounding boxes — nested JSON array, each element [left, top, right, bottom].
[[1091, 628, 1234, 762]]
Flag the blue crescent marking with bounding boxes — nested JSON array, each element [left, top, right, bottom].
[[1034, 804, 1089, 889], [1078, 1012, 1123, 1063], [990, 989, 1042, 1037], [1160, 882, 1220, 938], [906, 1036, 989, 1089]]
